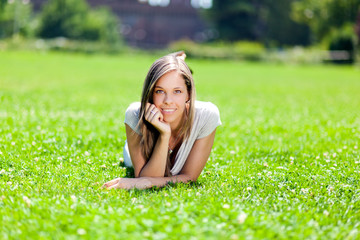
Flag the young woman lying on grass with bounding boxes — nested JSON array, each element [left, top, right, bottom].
[[103, 52, 221, 189]]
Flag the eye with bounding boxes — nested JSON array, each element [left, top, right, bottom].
[[155, 90, 164, 94], [174, 90, 182, 94]]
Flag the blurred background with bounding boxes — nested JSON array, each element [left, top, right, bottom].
[[0, 0, 359, 65]]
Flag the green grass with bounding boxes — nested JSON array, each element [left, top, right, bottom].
[[1, 50, 360, 239]]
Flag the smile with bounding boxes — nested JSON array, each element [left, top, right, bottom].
[[161, 108, 176, 114]]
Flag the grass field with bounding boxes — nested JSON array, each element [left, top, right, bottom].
[[1, 50, 360, 239]]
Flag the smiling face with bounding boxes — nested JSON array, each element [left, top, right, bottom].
[[152, 70, 189, 130]]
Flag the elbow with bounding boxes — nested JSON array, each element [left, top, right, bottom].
[[181, 174, 197, 183]]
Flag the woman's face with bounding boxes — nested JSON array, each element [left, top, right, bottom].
[[152, 70, 189, 128]]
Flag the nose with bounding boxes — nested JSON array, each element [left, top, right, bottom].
[[164, 93, 173, 104]]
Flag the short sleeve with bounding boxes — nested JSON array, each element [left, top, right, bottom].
[[197, 102, 222, 139], [124, 102, 141, 135]]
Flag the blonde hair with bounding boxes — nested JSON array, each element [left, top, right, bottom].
[[138, 52, 196, 176]]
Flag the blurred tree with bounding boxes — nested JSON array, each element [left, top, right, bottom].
[[37, 0, 121, 43], [0, 0, 7, 12], [0, 0, 33, 38], [292, 0, 360, 41], [205, 0, 261, 41], [356, 9, 360, 41], [265, 0, 310, 46], [204, 0, 310, 46]]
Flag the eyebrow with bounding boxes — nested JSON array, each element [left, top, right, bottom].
[[154, 86, 184, 89]]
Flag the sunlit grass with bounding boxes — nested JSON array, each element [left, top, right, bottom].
[[1, 50, 360, 239]]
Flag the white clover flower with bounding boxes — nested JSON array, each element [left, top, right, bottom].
[[323, 210, 329, 216], [230, 150, 236, 154], [246, 187, 252, 191], [230, 234, 239, 240], [23, 196, 31, 207], [11, 142, 15, 146], [332, 153, 337, 158], [326, 159, 330, 163], [71, 195, 77, 202], [85, 151, 90, 156], [316, 156, 320, 160], [301, 188, 309, 194], [354, 146, 358, 149], [77, 229, 86, 235], [34, 157, 39, 162], [237, 212, 247, 224], [290, 156, 294, 160], [119, 158, 124, 163], [86, 159, 92, 164], [0, 169, 5, 174], [264, 162, 269, 167], [0, 151, 3, 155], [32, 141, 36, 146], [100, 164, 107, 169], [223, 204, 230, 209]]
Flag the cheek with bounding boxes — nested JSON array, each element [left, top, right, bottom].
[[152, 95, 161, 105]]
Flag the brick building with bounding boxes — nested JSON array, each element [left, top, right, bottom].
[[32, 0, 211, 48]]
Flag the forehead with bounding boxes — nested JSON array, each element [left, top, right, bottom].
[[155, 71, 185, 88]]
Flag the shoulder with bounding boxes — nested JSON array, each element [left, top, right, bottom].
[[125, 102, 141, 118], [124, 102, 141, 134], [194, 101, 220, 118], [193, 101, 221, 139]]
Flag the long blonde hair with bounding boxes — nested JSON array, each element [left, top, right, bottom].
[[138, 52, 196, 176]]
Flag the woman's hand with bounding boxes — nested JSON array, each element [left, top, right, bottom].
[[102, 177, 152, 190], [145, 103, 171, 135]]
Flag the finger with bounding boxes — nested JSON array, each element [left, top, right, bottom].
[[146, 106, 159, 122], [145, 104, 156, 121], [151, 110, 163, 123], [102, 178, 120, 189], [158, 111, 164, 122]]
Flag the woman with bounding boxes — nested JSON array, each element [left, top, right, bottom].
[[103, 52, 221, 190]]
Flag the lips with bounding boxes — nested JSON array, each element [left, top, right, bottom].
[[161, 108, 176, 114]]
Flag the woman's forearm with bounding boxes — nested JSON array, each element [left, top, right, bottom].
[[137, 174, 193, 189], [139, 133, 170, 177]]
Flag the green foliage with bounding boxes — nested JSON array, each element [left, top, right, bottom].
[[326, 25, 357, 64], [0, 0, 34, 38], [1, 51, 360, 239], [37, 0, 120, 44], [292, 0, 360, 41], [170, 39, 266, 61], [204, 0, 310, 46]]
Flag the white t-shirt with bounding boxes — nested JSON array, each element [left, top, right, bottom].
[[124, 100, 222, 175]]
